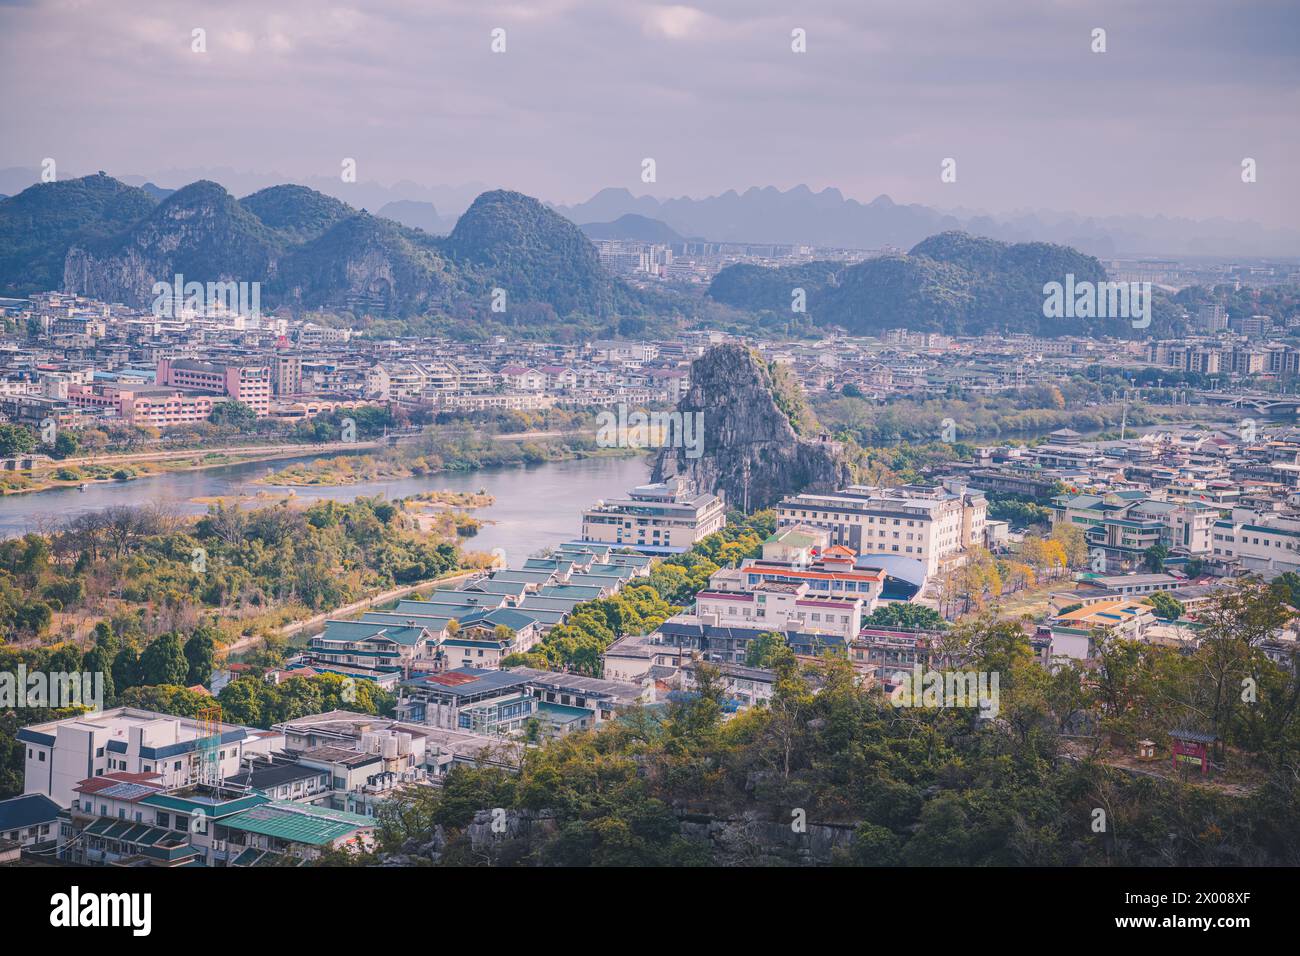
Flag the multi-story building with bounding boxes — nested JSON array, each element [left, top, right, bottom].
[[0, 792, 61, 855], [689, 528, 887, 639], [1197, 304, 1228, 332], [66, 382, 218, 427], [60, 775, 375, 867], [776, 479, 986, 578], [397, 666, 645, 737], [580, 478, 726, 553], [20, 707, 282, 808], [308, 620, 444, 678], [734, 527, 888, 604], [1051, 492, 1220, 569], [1212, 508, 1300, 575], [694, 580, 865, 640], [269, 351, 303, 396], [156, 358, 271, 415]]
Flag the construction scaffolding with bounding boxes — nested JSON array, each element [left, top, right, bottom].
[[196, 702, 224, 786]]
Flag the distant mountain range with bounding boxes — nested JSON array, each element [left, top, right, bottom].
[[0, 172, 1261, 337], [375, 200, 458, 236], [580, 214, 683, 244], [553, 186, 1300, 258], [1, 174, 628, 318], [3, 165, 1295, 257]]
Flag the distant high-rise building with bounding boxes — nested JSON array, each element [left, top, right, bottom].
[[270, 351, 303, 397], [1197, 304, 1228, 332]]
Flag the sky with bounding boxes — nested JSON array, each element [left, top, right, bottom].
[[1, 0, 1297, 226]]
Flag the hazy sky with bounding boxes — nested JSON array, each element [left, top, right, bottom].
[[2, 0, 1297, 225]]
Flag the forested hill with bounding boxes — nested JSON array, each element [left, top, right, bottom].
[[707, 231, 1183, 337], [0, 175, 637, 320]]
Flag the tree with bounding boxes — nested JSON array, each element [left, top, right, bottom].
[[745, 631, 790, 668], [1050, 523, 1088, 569], [218, 677, 266, 727], [862, 603, 946, 631], [1147, 591, 1184, 621], [111, 644, 142, 693], [1194, 582, 1290, 760], [184, 627, 218, 687], [209, 401, 259, 428], [0, 424, 36, 458], [52, 431, 79, 458], [1144, 544, 1169, 573], [139, 632, 188, 687]]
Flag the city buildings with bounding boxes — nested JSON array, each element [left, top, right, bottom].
[[156, 358, 272, 415], [19, 707, 283, 808], [777, 479, 988, 579], [580, 478, 726, 553]]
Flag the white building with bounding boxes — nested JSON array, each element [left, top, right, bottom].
[[776, 479, 986, 578], [694, 580, 865, 640], [1212, 509, 1300, 575], [581, 478, 726, 552], [20, 707, 282, 808]]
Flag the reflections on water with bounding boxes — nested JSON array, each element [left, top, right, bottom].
[[0, 452, 652, 560]]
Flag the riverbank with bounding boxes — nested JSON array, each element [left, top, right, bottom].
[[258, 434, 640, 487], [3, 439, 384, 495]]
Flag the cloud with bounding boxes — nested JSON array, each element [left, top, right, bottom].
[[0, 0, 1295, 226], [642, 5, 708, 39]]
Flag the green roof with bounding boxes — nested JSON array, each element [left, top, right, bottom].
[[221, 801, 375, 846], [319, 619, 429, 646], [764, 527, 821, 547], [140, 791, 268, 817]]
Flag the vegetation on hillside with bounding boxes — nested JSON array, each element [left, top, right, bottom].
[[364, 581, 1300, 866]]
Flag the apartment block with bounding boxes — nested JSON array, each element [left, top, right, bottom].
[[776, 479, 986, 577], [156, 358, 271, 415], [580, 478, 726, 553], [19, 707, 282, 808]]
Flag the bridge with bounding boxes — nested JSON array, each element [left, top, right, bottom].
[[1197, 392, 1300, 414]]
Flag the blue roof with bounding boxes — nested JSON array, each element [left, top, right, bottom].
[[855, 554, 926, 588], [0, 793, 62, 831]]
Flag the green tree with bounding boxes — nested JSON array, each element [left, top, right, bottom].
[[209, 401, 259, 428], [1147, 591, 1184, 621], [745, 631, 790, 668], [863, 603, 946, 631], [139, 632, 188, 686], [184, 627, 218, 687], [0, 424, 36, 457], [52, 431, 79, 458], [1143, 544, 1169, 573]]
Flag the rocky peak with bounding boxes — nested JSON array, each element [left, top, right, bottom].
[[651, 343, 850, 511]]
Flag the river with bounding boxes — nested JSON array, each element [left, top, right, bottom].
[[0, 452, 652, 559]]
